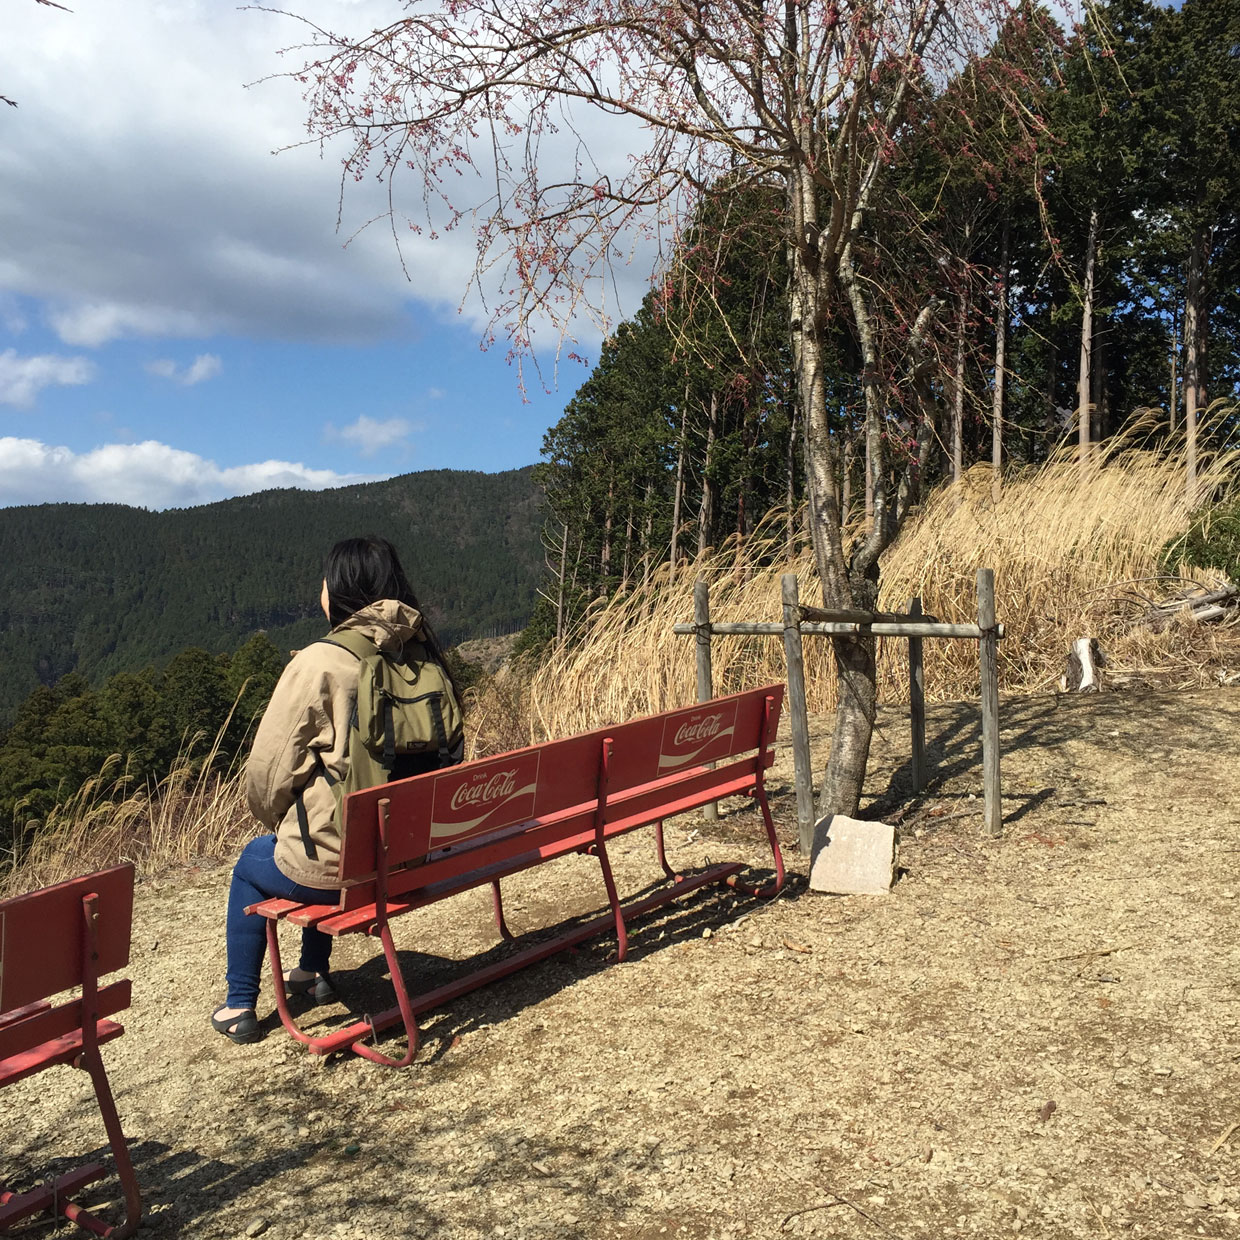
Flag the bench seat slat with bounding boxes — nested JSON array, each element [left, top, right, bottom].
[[0, 1000, 52, 1032], [0, 1019, 125, 1089], [245, 897, 306, 921], [0, 981, 130, 1064]]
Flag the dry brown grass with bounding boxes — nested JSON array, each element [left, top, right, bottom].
[[1, 732, 253, 898], [12, 408, 1237, 893], [481, 408, 1239, 745]]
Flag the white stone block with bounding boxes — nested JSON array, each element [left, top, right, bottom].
[[808, 814, 897, 894]]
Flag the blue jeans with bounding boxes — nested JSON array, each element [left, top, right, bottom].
[[225, 834, 338, 1009]]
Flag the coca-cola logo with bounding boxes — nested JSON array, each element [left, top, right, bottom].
[[449, 769, 520, 812], [673, 714, 724, 747], [658, 700, 739, 773], [430, 751, 541, 845]]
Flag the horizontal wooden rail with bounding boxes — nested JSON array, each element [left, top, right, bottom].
[[798, 604, 941, 625], [673, 620, 1004, 639]]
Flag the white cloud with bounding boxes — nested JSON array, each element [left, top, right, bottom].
[[50, 303, 210, 349], [0, 0, 634, 356], [0, 437, 380, 509], [144, 353, 222, 386], [0, 349, 95, 407], [329, 415, 415, 457]]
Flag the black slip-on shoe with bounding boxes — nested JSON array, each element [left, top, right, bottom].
[[211, 1005, 262, 1044]]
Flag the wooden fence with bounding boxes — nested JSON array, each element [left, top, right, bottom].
[[674, 569, 1003, 850]]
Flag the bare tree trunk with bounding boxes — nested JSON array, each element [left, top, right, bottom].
[[697, 390, 718, 555], [1044, 316, 1058, 454], [600, 478, 614, 581], [555, 520, 569, 643], [670, 395, 688, 572], [620, 503, 633, 588], [1077, 208, 1098, 477], [952, 286, 967, 484], [736, 403, 755, 539], [821, 247, 890, 819], [1184, 225, 1208, 503], [1091, 324, 1105, 443], [841, 434, 853, 526], [785, 400, 798, 559], [992, 215, 1009, 490], [1169, 301, 1179, 435], [641, 480, 654, 593], [902, 299, 939, 516], [863, 429, 874, 525]]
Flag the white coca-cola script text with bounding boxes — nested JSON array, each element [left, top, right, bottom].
[[449, 770, 520, 813], [672, 714, 724, 748]]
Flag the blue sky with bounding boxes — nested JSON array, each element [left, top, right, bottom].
[[0, 0, 616, 509]]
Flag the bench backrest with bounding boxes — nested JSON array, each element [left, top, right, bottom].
[[0, 864, 134, 1065], [335, 684, 783, 911]]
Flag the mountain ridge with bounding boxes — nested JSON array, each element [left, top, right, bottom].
[[0, 465, 543, 727]]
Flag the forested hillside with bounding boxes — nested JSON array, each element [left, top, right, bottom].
[[0, 467, 542, 726], [530, 0, 1240, 645]]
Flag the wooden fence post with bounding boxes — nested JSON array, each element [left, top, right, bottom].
[[908, 596, 927, 793], [977, 568, 1002, 836], [694, 579, 717, 823], [781, 573, 815, 854]]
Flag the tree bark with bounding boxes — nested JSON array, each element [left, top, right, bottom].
[[641, 480, 654, 594], [1077, 208, 1098, 477], [1169, 301, 1179, 435], [841, 435, 853, 527], [1091, 323, 1105, 444], [952, 286, 967, 485], [1044, 314, 1058, 454], [600, 477, 614, 581], [1183, 224, 1209, 504], [991, 215, 1009, 488], [551, 519, 570, 644], [697, 390, 718, 555], [670, 394, 688, 572], [785, 399, 798, 559]]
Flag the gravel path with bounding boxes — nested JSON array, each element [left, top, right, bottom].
[[5, 687, 1239, 1239]]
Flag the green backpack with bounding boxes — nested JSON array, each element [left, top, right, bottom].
[[301, 629, 464, 845]]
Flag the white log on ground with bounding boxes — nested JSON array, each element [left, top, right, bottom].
[[1059, 637, 1105, 692]]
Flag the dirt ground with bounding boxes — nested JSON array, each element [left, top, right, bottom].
[[4, 686, 1239, 1240]]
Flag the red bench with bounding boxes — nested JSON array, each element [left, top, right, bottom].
[[252, 683, 786, 1066], [0, 864, 142, 1238]]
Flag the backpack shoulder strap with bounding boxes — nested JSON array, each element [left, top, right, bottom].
[[318, 630, 379, 662]]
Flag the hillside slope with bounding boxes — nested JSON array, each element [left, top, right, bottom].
[[0, 467, 542, 725]]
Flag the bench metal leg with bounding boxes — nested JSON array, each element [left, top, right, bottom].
[[263, 894, 420, 1068], [724, 784, 785, 899], [70, 1047, 142, 1239], [491, 881, 516, 941], [1, 1166, 104, 1232], [653, 821, 683, 883], [69, 892, 142, 1240], [591, 839, 629, 962], [351, 916, 419, 1069]]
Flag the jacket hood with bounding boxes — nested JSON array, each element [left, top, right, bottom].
[[332, 599, 425, 652]]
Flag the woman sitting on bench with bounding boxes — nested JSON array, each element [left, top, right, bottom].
[[211, 535, 463, 1044]]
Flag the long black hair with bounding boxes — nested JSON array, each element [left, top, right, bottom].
[[323, 535, 461, 701]]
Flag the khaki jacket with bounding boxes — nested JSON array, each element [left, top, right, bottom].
[[246, 600, 426, 890]]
